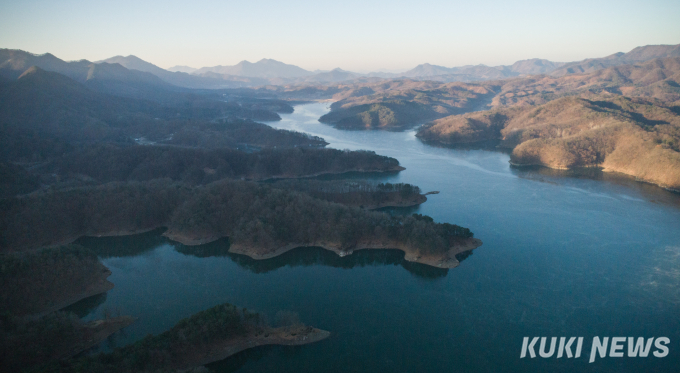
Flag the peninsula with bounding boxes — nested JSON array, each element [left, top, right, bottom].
[[1, 180, 481, 268], [57, 303, 329, 372]]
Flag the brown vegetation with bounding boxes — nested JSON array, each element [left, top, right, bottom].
[[274, 56, 680, 133], [490, 57, 680, 107], [417, 95, 680, 190], [318, 82, 498, 129]]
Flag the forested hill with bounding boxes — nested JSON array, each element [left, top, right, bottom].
[[51, 146, 402, 185], [0, 67, 321, 163], [0, 179, 473, 256]]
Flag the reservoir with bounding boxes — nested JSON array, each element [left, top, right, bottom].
[[72, 103, 680, 372]]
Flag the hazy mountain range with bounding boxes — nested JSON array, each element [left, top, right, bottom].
[[550, 44, 680, 76], [161, 43, 680, 84], [191, 58, 312, 78], [2, 43, 679, 94]]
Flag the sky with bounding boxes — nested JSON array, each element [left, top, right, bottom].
[[1, 0, 679, 72]]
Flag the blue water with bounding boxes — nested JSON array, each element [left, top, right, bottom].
[[71, 103, 680, 372]]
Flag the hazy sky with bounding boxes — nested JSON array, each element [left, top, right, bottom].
[[1, 0, 679, 72]]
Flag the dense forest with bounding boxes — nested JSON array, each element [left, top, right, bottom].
[[269, 180, 425, 208], [51, 146, 401, 185], [0, 245, 112, 316], [0, 179, 472, 255], [71, 303, 261, 372], [0, 144, 402, 198], [1, 300, 326, 373], [13, 302, 326, 373]]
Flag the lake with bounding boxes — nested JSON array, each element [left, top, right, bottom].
[[71, 103, 680, 372]]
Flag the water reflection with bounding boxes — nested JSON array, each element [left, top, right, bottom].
[[417, 138, 509, 153], [303, 170, 404, 182], [205, 345, 275, 373], [375, 205, 423, 216], [511, 165, 680, 208], [224, 247, 450, 280], [74, 228, 169, 258], [61, 292, 108, 318], [175, 238, 231, 258], [77, 232, 459, 280]]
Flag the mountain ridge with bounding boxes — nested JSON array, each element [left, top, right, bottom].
[[550, 44, 680, 77], [194, 58, 313, 78]]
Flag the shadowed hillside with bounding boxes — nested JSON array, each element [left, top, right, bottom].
[[0, 67, 324, 164], [50, 145, 401, 185]]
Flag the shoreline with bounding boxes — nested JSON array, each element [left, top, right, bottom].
[[177, 325, 330, 370], [256, 165, 406, 182], [59, 316, 137, 360], [510, 161, 680, 192], [224, 238, 482, 269], [364, 193, 428, 210], [52, 227, 482, 270], [417, 135, 679, 193], [35, 273, 115, 318]]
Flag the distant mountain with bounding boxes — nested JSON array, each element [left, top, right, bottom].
[[191, 71, 270, 86], [0, 66, 162, 158], [489, 56, 680, 107], [400, 59, 566, 82], [194, 59, 312, 79], [0, 49, 91, 81], [402, 63, 456, 78], [83, 62, 180, 102], [167, 65, 197, 74], [400, 64, 506, 82], [300, 68, 362, 83], [550, 44, 680, 77], [0, 49, 181, 101], [453, 65, 511, 80], [365, 71, 400, 79], [507, 58, 565, 75], [98, 55, 171, 78], [98, 55, 247, 89], [624, 44, 680, 61], [0, 66, 318, 165], [394, 45, 680, 82]]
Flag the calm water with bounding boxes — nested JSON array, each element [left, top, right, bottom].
[[71, 103, 680, 372]]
